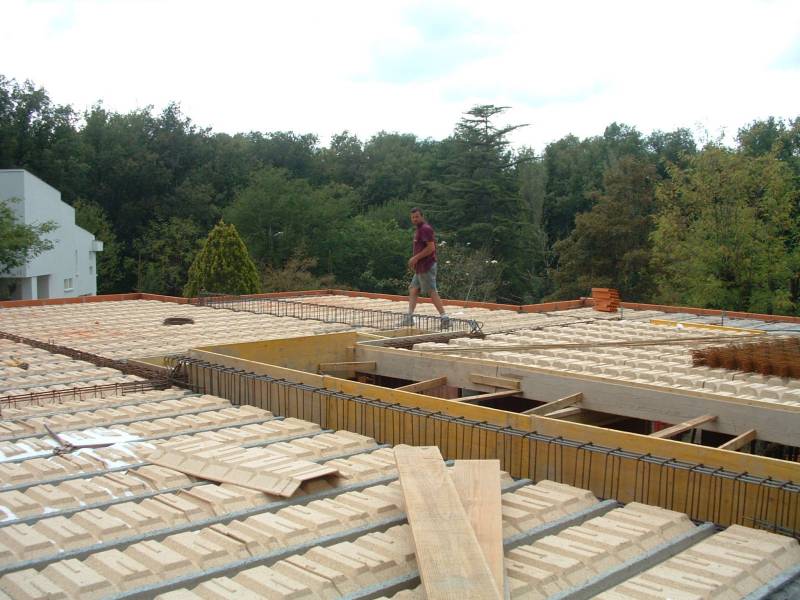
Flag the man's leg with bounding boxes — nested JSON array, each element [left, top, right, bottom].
[[429, 290, 446, 315], [408, 285, 419, 314]]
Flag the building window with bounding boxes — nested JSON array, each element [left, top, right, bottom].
[[64, 278, 73, 291]]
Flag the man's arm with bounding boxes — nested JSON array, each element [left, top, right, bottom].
[[409, 241, 435, 268]]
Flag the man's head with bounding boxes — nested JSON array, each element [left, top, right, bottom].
[[410, 207, 424, 226]]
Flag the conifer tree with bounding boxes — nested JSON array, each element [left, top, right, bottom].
[[183, 220, 260, 297]]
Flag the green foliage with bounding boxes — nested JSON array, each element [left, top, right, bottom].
[[225, 167, 355, 268], [651, 148, 798, 313], [550, 157, 658, 300], [333, 215, 409, 294], [0, 199, 56, 273], [436, 243, 502, 302], [262, 249, 337, 293], [131, 217, 203, 296], [73, 199, 123, 293], [184, 220, 260, 297], [4, 72, 800, 314]]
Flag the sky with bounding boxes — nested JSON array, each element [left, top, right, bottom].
[[5, 0, 800, 151]]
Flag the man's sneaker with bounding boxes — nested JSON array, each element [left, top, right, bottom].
[[440, 315, 451, 331], [400, 313, 414, 327]]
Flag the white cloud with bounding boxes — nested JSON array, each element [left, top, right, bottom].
[[5, 0, 799, 151]]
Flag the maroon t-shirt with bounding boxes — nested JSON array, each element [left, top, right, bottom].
[[413, 222, 437, 273]]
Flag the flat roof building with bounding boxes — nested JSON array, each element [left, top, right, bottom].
[[0, 170, 102, 301]]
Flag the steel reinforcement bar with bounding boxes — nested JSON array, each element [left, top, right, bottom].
[[173, 355, 800, 539], [193, 292, 483, 333]]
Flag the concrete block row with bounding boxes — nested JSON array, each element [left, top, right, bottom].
[[0, 395, 232, 442], [0, 405, 275, 474], [0, 389, 193, 420], [598, 524, 800, 599], [0, 430, 370, 523], [0, 441, 387, 567]]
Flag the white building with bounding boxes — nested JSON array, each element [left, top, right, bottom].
[[0, 169, 102, 300]]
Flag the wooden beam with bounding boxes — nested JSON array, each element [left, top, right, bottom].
[[523, 392, 583, 415], [650, 415, 717, 439], [539, 406, 583, 419], [395, 446, 501, 599], [317, 361, 376, 372], [718, 429, 757, 451], [455, 389, 519, 404], [452, 461, 505, 598], [397, 376, 448, 393], [470, 373, 520, 390]]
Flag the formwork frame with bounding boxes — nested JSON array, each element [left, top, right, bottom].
[[174, 356, 800, 539]]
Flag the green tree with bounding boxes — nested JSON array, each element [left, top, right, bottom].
[[550, 156, 658, 300], [360, 132, 429, 208], [262, 249, 337, 293], [225, 167, 355, 267], [73, 199, 123, 293], [651, 147, 798, 313], [184, 220, 260, 296], [0, 199, 55, 272], [328, 215, 408, 293], [131, 217, 203, 295], [436, 243, 502, 302], [0, 76, 88, 203], [436, 105, 540, 300]]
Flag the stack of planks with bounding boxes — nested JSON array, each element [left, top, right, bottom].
[[395, 445, 505, 599]]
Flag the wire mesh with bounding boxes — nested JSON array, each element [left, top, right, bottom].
[[193, 292, 483, 334]]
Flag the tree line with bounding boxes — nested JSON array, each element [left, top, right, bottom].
[[1, 75, 798, 313]]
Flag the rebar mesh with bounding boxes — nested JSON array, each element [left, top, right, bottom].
[[692, 337, 800, 378]]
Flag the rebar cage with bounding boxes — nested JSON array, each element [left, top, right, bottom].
[[193, 293, 483, 334]]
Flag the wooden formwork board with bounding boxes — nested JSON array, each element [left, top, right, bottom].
[[184, 359, 800, 537]]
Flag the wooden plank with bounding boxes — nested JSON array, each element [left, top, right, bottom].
[[318, 361, 376, 372], [395, 446, 501, 599], [539, 406, 583, 419], [523, 392, 583, 415], [455, 389, 519, 404], [451, 460, 505, 598], [397, 376, 449, 393], [718, 429, 757, 451], [650, 415, 717, 439], [470, 373, 521, 390]]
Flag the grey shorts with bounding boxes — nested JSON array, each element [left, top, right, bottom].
[[410, 263, 438, 295]]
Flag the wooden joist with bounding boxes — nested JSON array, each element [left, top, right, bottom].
[[396, 376, 448, 393], [650, 414, 717, 439], [455, 389, 519, 404], [317, 361, 376, 372], [523, 392, 583, 415], [539, 406, 583, 419], [718, 429, 757, 451], [469, 373, 521, 390], [394, 446, 501, 599], [452, 460, 505, 598]]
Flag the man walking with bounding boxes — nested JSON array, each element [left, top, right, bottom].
[[406, 207, 449, 329]]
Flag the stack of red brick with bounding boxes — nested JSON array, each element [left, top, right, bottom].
[[592, 288, 620, 312]]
